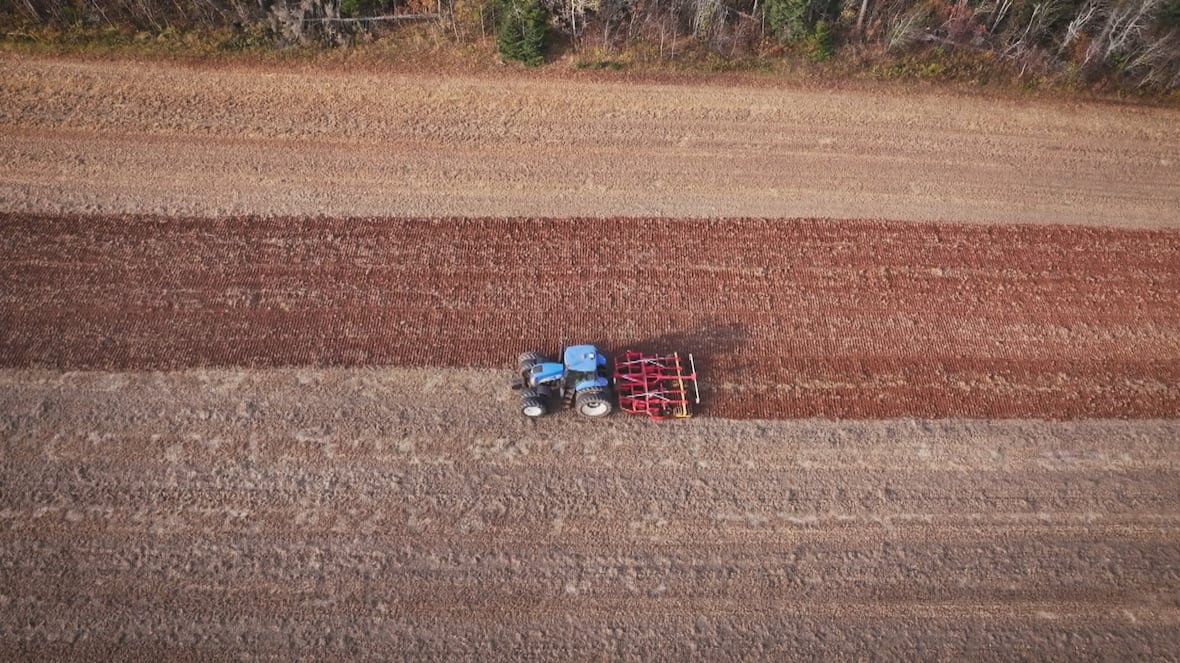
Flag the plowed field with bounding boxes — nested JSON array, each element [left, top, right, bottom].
[[3, 213, 1178, 419], [2, 55, 1180, 661]]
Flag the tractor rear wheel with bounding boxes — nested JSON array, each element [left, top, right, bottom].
[[518, 351, 548, 373], [520, 389, 548, 418], [575, 387, 613, 418]]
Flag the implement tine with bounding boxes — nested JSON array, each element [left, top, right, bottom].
[[673, 352, 687, 418], [613, 349, 701, 420]]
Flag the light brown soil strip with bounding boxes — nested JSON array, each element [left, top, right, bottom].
[[2, 56, 1179, 226], [1, 368, 1177, 660], [2, 214, 1178, 419]]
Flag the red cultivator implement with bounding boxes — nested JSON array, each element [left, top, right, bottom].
[[612, 351, 701, 420]]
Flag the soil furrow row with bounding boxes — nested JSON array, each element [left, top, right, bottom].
[[2, 214, 1178, 419]]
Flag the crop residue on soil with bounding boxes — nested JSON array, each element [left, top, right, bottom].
[[3, 55, 1179, 226], [1, 368, 1178, 660]]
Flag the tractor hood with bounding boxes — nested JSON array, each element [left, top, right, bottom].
[[563, 345, 603, 373]]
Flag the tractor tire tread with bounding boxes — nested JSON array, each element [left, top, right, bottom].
[[575, 386, 613, 418], [520, 395, 548, 418]]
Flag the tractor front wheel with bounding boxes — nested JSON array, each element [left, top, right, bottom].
[[520, 388, 548, 418], [575, 387, 613, 418]]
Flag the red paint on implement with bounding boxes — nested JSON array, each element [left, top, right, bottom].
[[1, 213, 1178, 419], [613, 351, 700, 420]]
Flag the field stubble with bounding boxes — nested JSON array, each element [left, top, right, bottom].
[[1, 56, 1179, 226], [1, 368, 1178, 660]]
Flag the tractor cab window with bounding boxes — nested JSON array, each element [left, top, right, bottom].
[[565, 369, 596, 387]]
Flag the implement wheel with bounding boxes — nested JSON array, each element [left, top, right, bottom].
[[575, 387, 613, 418]]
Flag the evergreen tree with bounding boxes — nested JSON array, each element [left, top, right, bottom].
[[765, 0, 810, 42], [496, 0, 548, 66]]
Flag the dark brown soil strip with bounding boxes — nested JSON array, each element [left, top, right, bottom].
[[2, 214, 1177, 419]]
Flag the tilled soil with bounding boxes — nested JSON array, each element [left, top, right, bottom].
[[2, 213, 1177, 419], [1, 56, 1179, 226], [1, 368, 1178, 660]]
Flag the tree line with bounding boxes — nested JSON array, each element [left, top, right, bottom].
[[5, 0, 1179, 89]]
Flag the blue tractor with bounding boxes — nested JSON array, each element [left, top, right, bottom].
[[512, 345, 614, 418]]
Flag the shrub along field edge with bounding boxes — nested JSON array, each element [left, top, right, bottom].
[[2, 0, 1180, 97]]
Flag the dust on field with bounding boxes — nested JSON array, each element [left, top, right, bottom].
[[2, 368, 1178, 659]]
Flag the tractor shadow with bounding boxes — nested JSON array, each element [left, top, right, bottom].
[[604, 322, 749, 418]]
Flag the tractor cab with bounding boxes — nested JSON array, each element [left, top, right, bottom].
[[562, 344, 609, 392]]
